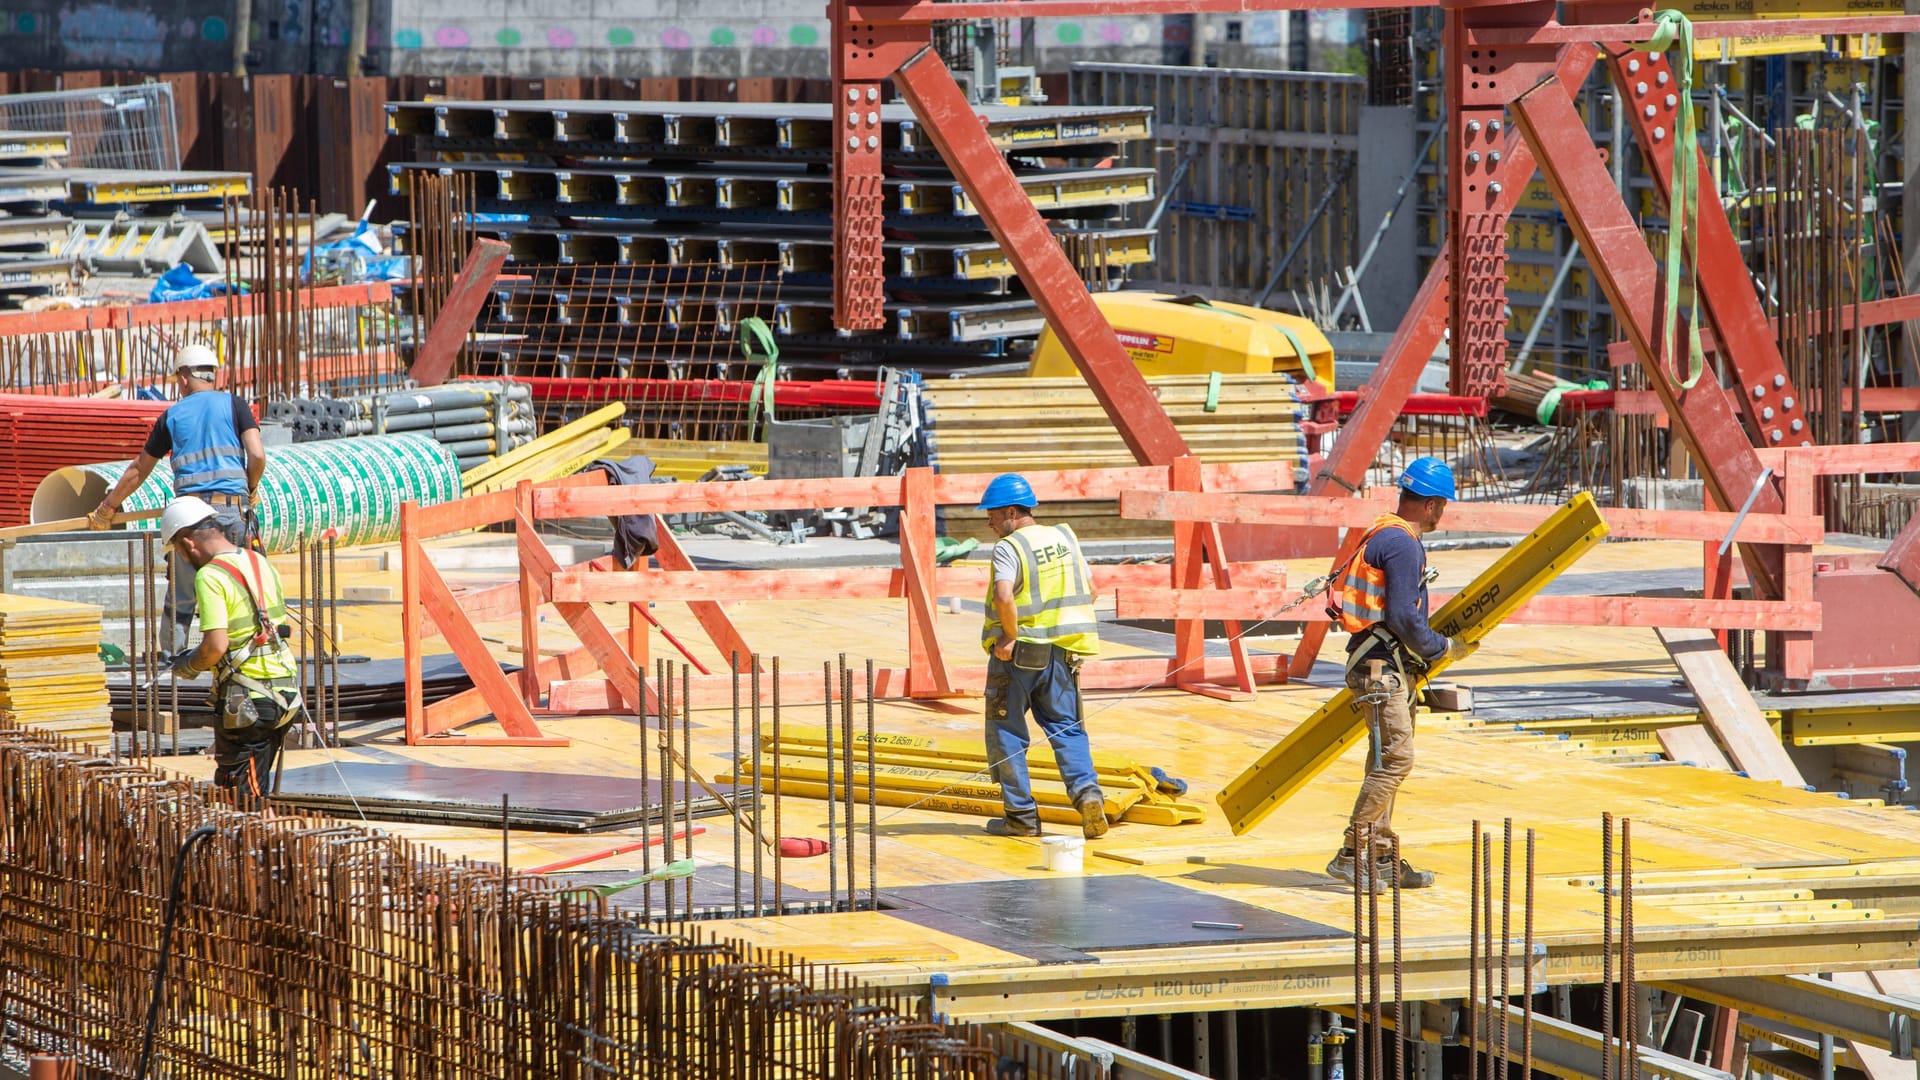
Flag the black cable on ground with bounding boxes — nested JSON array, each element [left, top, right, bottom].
[[136, 824, 218, 1080]]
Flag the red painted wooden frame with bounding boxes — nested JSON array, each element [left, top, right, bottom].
[[400, 459, 1303, 742]]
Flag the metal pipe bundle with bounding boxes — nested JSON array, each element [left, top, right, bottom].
[[265, 380, 535, 470]]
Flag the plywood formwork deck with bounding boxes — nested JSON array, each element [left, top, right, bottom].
[[139, 533, 1920, 1022]]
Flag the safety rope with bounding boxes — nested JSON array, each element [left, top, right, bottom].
[[1633, 10, 1706, 389]]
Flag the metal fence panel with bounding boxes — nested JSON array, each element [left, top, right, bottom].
[[0, 83, 180, 171]]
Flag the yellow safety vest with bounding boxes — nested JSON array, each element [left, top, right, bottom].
[[981, 523, 1100, 656]]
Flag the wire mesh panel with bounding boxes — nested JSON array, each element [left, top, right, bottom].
[[0, 83, 180, 171]]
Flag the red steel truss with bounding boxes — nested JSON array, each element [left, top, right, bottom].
[[828, 0, 1920, 689]]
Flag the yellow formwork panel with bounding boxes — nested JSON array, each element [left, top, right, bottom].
[[1217, 493, 1612, 835]]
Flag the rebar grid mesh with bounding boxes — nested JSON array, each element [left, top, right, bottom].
[[0, 724, 1031, 1080]]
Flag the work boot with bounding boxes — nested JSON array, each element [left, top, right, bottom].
[[1074, 788, 1110, 840], [985, 813, 1042, 837], [1326, 848, 1435, 891]]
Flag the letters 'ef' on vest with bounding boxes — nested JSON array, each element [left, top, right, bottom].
[[1331, 513, 1419, 634], [981, 523, 1100, 656], [166, 392, 249, 496]]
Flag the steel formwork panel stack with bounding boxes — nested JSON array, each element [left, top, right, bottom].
[[387, 97, 1160, 375]]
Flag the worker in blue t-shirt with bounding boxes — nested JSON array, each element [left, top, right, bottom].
[[88, 344, 268, 649]]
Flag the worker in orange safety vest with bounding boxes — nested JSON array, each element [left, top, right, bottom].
[[1322, 456, 1469, 893]]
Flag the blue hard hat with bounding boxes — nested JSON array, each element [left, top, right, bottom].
[[978, 473, 1036, 511], [1398, 457, 1456, 501]]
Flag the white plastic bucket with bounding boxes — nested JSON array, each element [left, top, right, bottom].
[[1040, 835, 1085, 873]]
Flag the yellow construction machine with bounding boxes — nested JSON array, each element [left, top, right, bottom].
[[1028, 291, 1337, 392]]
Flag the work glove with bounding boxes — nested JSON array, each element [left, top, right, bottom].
[[87, 503, 117, 531], [170, 648, 202, 679], [1440, 637, 1472, 664]]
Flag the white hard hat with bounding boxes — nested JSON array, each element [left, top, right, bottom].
[[174, 343, 220, 371], [160, 495, 219, 545]]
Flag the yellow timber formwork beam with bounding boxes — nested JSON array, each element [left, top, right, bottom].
[[1217, 493, 1611, 835]]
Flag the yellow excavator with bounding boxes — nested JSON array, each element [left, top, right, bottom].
[[1028, 291, 1337, 393]]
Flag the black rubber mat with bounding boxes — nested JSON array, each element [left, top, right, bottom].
[[272, 763, 741, 832], [879, 875, 1344, 964]]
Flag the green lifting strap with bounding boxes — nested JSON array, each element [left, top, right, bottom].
[[1270, 323, 1319, 386], [739, 316, 779, 441], [1633, 9, 1706, 390], [1204, 370, 1222, 412]]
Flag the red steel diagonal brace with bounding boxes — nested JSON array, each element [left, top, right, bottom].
[[829, 3, 925, 331], [1286, 44, 1599, 678], [891, 46, 1190, 467], [1512, 75, 1784, 599], [1603, 45, 1809, 455], [1442, 0, 1560, 398]]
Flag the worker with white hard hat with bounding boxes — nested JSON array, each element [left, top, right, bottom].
[[163, 495, 301, 807], [89, 344, 268, 649]]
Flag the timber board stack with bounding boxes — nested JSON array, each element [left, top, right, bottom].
[[919, 373, 1335, 542], [0, 593, 111, 744], [385, 99, 1159, 378]]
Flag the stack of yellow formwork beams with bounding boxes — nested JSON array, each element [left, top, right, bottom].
[[0, 593, 111, 743], [722, 726, 1207, 828], [622, 438, 769, 483], [461, 402, 633, 495], [919, 374, 1314, 540]]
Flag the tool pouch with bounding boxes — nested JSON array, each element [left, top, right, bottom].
[[1012, 639, 1052, 671], [218, 683, 260, 732]]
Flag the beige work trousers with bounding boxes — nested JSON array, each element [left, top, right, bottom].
[[1343, 668, 1415, 851]]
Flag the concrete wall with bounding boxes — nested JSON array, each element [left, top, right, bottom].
[[0, 0, 348, 74], [366, 0, 1194, 79]]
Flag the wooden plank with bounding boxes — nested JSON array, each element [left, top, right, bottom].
[[1656, 724, 1735, 771], [413, 546, 557, 743], [1655, 627, 1804, 785], [538, 653, 1290, 712], [410, 238, 512, 386], [516, 509, 649, 714], [1120, 489, 1827, 546], [651, 524, 755, 668], [899, 467, 953, 698], [1217, 493, 1612, 835], [1116, 588, 1823, 631]]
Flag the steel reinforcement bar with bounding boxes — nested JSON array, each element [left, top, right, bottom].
[[0, 724, 1050, 1079]]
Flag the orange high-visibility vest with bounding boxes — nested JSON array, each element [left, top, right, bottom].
[[1330, 513, 1419, 634]]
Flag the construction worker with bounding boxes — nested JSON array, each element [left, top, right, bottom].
[[163, 495, 301, 808], [978, 473, 1109, 840], [87, 343, 267, 648], [1323, 456, 1469, 892]]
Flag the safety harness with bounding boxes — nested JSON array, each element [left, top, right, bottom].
[[203, 552, 302, 729]]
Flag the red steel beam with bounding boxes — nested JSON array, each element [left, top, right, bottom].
[[410, 237, 511, 387], [1473, 14, 1920, 44], [1604, 46, 1808, 453], [1562, 388, 1920, 416], [892, 46, 1188, 466], [847, 0, 1435, 18], [1600, 294, 1920, 369], [466, 375, 885, 410], [1511, 76, 1786, 599]]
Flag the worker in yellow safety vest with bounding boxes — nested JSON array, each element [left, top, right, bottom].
[[1323, 457, 1469, 893], [163, 495, 303, 809], [977, 473, 1109, 840]]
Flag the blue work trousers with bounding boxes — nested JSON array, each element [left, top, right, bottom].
[[984, 646, 1099, 819]]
